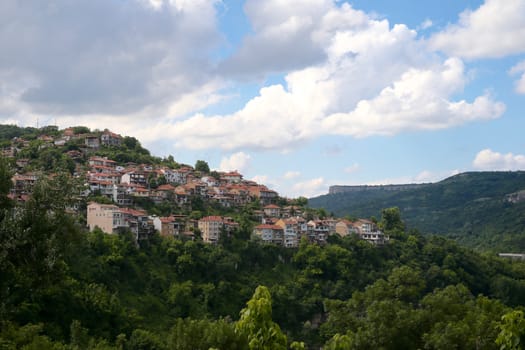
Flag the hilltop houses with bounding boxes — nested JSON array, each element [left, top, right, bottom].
[[198, 216, 239, 244], [335, 218, 389, 245], [6, 125, 389, 248], [87, 202, 155, 241]]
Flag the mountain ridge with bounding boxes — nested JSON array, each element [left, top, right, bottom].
[[309, 171, 525, 251]]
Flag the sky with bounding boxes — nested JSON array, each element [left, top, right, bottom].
[[1, 0, 525, 198]]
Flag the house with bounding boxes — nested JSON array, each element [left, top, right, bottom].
[[307, 220, 329, 244], [2, 146, 17, 158], [201, 176, 219, 187], [263, 204, 281, 218], [118, 208, 155, 241], [198, 216, 238, 244], [154, 184, 176, 200], [253, 224, 284, 245], [12, 173, 38, 195], [275, 218, 300, 248], [210, 194, 234, 208], [112, 184, 134, 206], [335, 219, 358, 237], [221, 171, 243, 183], [101, 129, 122, 146], [227, 185, 251, 206], [352, 219, 389, 245], [282, 205, 304, 218], [88, 179, 114, 197], [121, 171, 147, 187], [185, 180, 208, 198], [63, 128, 75, 137], [152, 215, 187, 237], [88, 172, 121, 185], [87, 202, 121, 233], [85, 135, 100, 149], [248, 185, 278, 205], [162, 167, 193, 185], [37, 135, 54, 143], [198, 216, 224, 244], [89, 156, 117, 169]]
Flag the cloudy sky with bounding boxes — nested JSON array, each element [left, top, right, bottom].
[[1, 0, 525, 197]]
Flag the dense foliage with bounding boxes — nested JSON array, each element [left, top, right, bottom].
[[309, 172, 525, 252], [2, 168, 525, 348], [3, 124, 525, 348]]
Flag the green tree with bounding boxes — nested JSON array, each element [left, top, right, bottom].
[[194, 160, 210, 174], [380, 207, 405, 233], [496, 310, 525, 350], [235, 285, 288, 350], [0, 156, 13, 211], [128, 329, 165, 350], [168, 318, 247, 350]]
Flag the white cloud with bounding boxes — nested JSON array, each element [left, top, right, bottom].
[[344, 163, 360, 174], [429, 0, 525, 59], [219, 152, 251, 172], [167, 3, 504, 151], [322, 58, 505, 137], [0, 0, 221, 120], [290, 177, 328, 198], [284, 171, 301, 180], [0, 0, 509, 157], [419, 19, 433, 30], [473, 149, 525, 170], [218, 0, 331, 78], [510, 61, 525, 94]]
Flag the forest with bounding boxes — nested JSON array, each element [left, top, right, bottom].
[[309, 171, 525, 252], [1, 159, 525, 349]]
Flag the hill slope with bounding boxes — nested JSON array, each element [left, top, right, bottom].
[[309, 172, 525, 251]]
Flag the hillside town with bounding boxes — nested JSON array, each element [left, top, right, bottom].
[[5, 126, 389, 247]]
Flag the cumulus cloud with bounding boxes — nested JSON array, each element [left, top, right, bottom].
[[473, 149, 525, 170], [168, 2, 505, 151], [322, 58, 505, 137], [284, 171, 301, 180], [419, 19, 433, 30], [429, 0, 525, 59], [219, 152, 251, 172], [0, 0, 509, 156], [510, 61, 525, 94], [0, 0, 221, 120], [290, 177, 327, 198], [218, 0, 330, 79]]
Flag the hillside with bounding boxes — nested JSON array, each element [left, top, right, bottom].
[[309, 172, 525, 251], [2, 124, 525, 348]]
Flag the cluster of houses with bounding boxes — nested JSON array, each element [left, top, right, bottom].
[[7, 128, 123, 201], [253, 206, 388, 247], [5, 127, 123, 156], [86, 201, 388, 246], [86, 156, 278, 208], [5, 126, 389, 246]]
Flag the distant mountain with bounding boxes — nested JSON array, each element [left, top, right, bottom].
[[309, 171, 525, 251]]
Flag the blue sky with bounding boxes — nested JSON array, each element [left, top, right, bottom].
[[1, 0, 525, 197]]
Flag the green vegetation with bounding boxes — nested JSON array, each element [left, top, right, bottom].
[[2, 169, 525, 348], [309, 172, 525, 251], [194, 160, 210, 174], [3, 125, 525, 348]]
